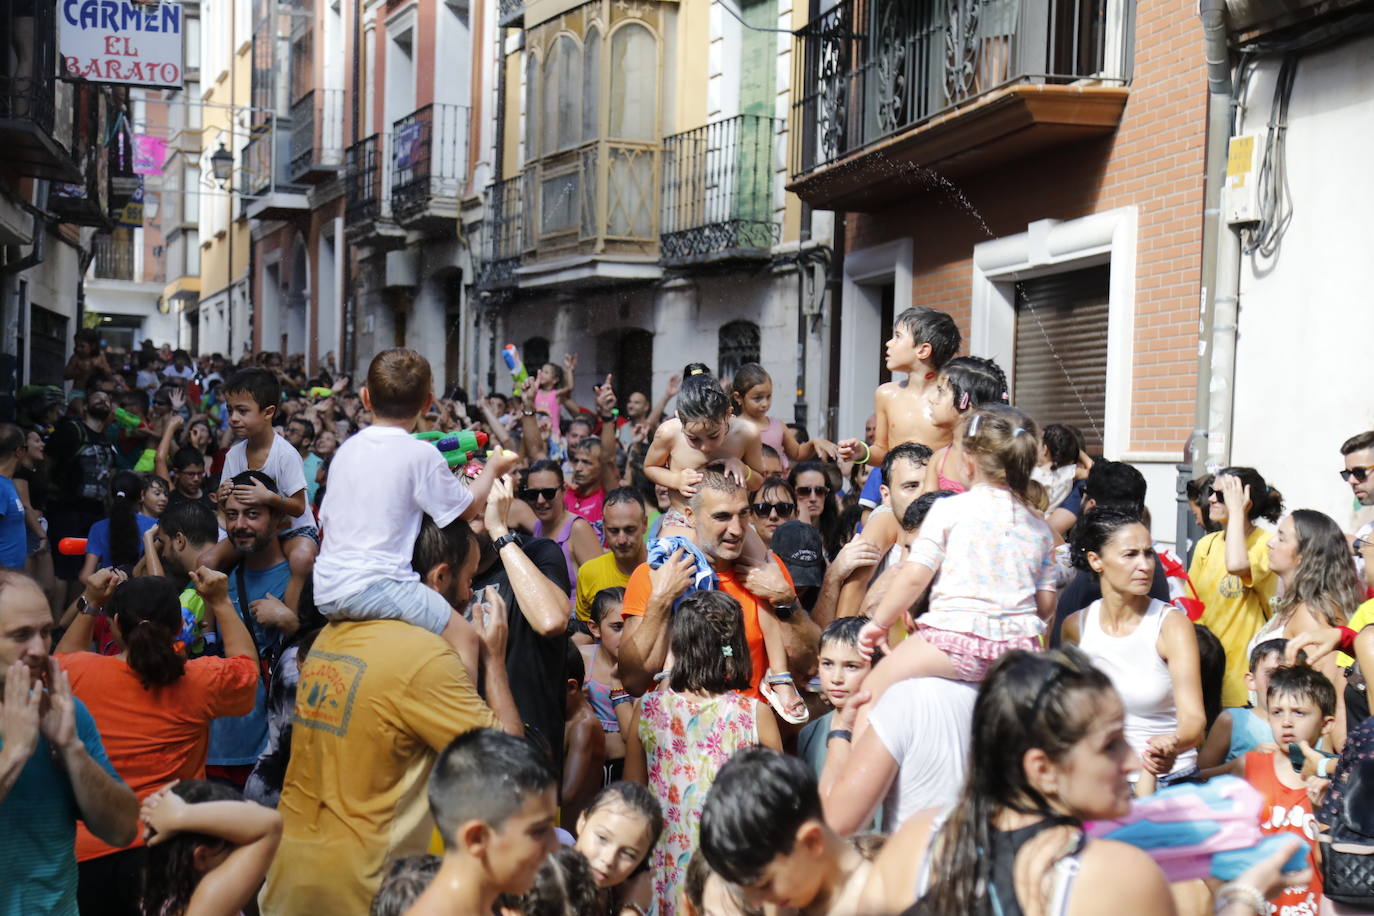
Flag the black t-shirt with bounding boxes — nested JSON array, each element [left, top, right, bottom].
[[45, 419, 115, 515], [168, 488, 216, 514], [472, 536, 571, 773], [1051, 563, 1173, 646]]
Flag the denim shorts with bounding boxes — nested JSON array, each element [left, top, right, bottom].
[[318, 576, 454, 636]]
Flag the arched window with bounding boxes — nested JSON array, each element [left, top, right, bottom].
[[582, 27, 601, 143], [542, 35, 581, 155], [609, 23, 656, 141], [718, 320, 760, 381]]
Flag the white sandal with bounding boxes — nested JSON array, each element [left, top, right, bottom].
[[761, 671, 810, 725]]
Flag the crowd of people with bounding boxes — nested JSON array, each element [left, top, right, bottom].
[[2, 313, 1373, 915]]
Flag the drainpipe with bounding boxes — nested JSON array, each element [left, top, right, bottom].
[[1179, 0, 1234, 554]]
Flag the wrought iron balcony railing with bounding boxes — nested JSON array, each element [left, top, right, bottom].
[[478, 175, 524, 291], [289, 88, 345, 183], [241, 130, 276, 198], [345, 132, 393, 227], [791, 0, 1133, 177], [0, 0, 79, 180], [92, 234, 136, 281], [661, 114, 780, 266], [391, 103, 471, 224]]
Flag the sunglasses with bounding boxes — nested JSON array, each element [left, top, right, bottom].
[[753, 501, 796, 518], [519, 487, 561, 503], [795, 486, 830, 498], [1340, 464, 1374, 484]]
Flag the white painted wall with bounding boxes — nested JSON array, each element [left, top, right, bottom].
[[1228, 34, 1374, 531], [84, 280, 180, 347]]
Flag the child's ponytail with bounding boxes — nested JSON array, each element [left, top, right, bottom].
[[961, 405, 1040, 504], [106, 470, 145, 569], [677, 364, 730, 424], [942, 356, 1009, 414]]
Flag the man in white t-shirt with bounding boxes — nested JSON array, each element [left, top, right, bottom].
[[817, 676, 976, 835]]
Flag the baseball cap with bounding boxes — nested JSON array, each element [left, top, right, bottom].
[[770, 521, 825, 590]]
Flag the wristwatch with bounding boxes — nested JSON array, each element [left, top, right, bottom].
[[827, 729, 853, 743], [522, 409, 535, 417], [76, 595, 101, 617], [492, 532, 521, 553]]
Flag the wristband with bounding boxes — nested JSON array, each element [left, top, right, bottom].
[[857, 441, 872, 466], [492, 532, 520, 553], [1214, 882, 1267, 915], [1338, 625, 1358, 651], [827, 729, 853, 743]]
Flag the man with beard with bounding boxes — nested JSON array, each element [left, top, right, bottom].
[[573, 487, 648, 624], [45, 390, 117, 593], [146, 500, 222, 657], [205, 470, 298, 787]]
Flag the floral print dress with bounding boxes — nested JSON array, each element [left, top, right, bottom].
[[638, 690, 760, 914]]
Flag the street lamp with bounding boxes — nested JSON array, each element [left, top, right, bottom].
[[210, 142, 234, 186], [209, 140, 238, 354]]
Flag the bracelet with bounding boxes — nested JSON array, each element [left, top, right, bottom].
[[857, 441, 872, 466], [827, 729, 853, 743], [1214, 882, 1267, 915], [1319, 756, 1335, 778]]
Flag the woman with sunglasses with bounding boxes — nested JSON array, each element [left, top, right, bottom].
[[508, 458, 604, 597], [1188, 467, 1285, 708], [750, 476, 797, 550], [789, 461, 842, 559]]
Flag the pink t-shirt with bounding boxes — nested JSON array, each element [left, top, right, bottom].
[[565, 486, 606, 526], [535, 388, 562, 437]]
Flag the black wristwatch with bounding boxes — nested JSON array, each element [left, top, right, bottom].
[[492, 532, 521, 553], [76, 595, 101, 617]]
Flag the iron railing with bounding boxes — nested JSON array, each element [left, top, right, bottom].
[[391, 103, 471, 221], [0, 0, 60, 137], [478, 175, 524, 290], [344, 132, 392, 226], [289, 88, 345, 180], [791, 0, 1133, 176], [241, 129, 275, 197], [661, 114, 780, 265], [92, 235, 136, 281]]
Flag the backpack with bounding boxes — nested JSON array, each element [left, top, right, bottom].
[[1320, 755, 1374, 907]]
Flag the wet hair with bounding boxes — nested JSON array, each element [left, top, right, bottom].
[[788, 460, 842, 558], [499, 847, 598, 916], [370, 855, 441, 916], [221, 368, 281, 413], [919, 647, 1115, 914], [882, 441, 933, 482], [106, 470, 146, 569], [820, 615, 883, 665], [687, 469, 746, 513], [959, 405, 1039, 504], [582, 781, 665, 877], [428, 729, 556, 847], [604, 486, 646, 514], [700, 748, 823, 886], [589, 587, 625, 627], [1341, 431, 1374, 456], [901, 489, 955, 533], [1273, 509, 1362, 628], [1249, 637, 1287, 672], [1041, 424, 1082, 469], [754, 475, 796, 507], [1069, 507, 1150, 574], [171, 446, 206, 472], [157, 500, 219, 550], [1084, 459, 1147, 514], [410, 515, 474, 580], [670, 591, 752, 694], [729, 364, 772, 416], [228, 470, 284, 515], [140, 779, 241, 916], [677, 363, 731, 425], [1194, 624, 1226, 729], [365, 348, 433, 420], [941, 356, 1008, 414], [524, 458, 566, 487], [108, 576, 187, 687], [1266, 665, 1336, 718], [893, 307, 961, 369], [1215, 466, 1284, 523]]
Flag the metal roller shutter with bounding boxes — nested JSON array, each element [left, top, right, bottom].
[[1013, 265, 1110, 453]]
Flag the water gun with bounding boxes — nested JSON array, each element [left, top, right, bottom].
[[302, 387, 333, 399], [414, 430, 489, 467], [502, 344, 528, 389], [112, 406, 152, 433], [58, 538, 88, 555], [1085, 776, 1309, 882]]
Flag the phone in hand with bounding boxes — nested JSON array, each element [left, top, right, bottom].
[[1288, 742, 1306, 774]]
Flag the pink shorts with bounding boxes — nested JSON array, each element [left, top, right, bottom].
[[916, 623, 1042, 682]]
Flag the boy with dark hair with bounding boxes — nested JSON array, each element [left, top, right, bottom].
[[168, 446, 213, 512], [147, 499, 223, 656], [314, 348, 517, 638], [215, 367, 318, 611], [796, 617, 882, 778], [700, 747, 873, 915], [406, 729, 560, 916]]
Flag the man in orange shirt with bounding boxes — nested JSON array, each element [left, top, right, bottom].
[[619, 471, 818, 699]]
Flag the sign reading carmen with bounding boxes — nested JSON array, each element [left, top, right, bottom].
[[60, 1, 185, 88]]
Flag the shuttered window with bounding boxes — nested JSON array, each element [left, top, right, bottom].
[[1013, 266, 1110, 453]]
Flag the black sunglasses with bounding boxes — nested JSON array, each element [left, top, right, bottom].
[[1340, 464, 1374, 484], [795, 485, 830, 498], [753, 501, 796, 518], [519, 487, 560, 503]]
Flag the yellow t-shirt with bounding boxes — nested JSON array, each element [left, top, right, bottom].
[[1340, 598, 1374, 668], [574, 551, 632, 623], [1191, 527, 1279, 708], [260, 620, 498, 916]]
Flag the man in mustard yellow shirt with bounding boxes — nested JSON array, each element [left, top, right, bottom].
[[574, 488, 647, 623]]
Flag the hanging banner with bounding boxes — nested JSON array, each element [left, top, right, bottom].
[[133, 135, 167, 175], [59, 1, 185, 89], [116, 181, 145, 227]]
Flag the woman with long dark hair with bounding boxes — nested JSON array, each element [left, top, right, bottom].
[[790, 460, 843, 559], [54, 570, 260, 915], [78, 471, 158, 584]]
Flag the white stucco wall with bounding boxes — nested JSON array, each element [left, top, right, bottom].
[[1228, 34, 1374, 530], [84, 280, 179, 348]]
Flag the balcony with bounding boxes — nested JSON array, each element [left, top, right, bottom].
[[289, 89, 345, 184], [91, 235, 136, 282], [0, 2, 79, 181], [391, 103, 471, 230], [661, 114, 781, 267], [499, 0, 524, 28], [242, 121, 310, 221], [49, 86, 112, 229], [789, 0, 1133, 211], [344, 133, 405, 248], [477, 175, 525, 293]]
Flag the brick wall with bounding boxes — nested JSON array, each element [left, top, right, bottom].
[[845, 0, 1208, 453]]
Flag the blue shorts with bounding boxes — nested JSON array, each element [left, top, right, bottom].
[[318, 577, 455, 636], [281, 525, 321, 546]]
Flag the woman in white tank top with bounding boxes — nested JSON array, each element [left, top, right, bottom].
[[1062, 508, 1207, 779]]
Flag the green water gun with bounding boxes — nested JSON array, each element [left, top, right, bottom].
[[413, 429, 489, 467]]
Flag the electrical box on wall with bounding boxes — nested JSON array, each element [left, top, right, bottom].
[[1225, 135, 1261, 226]]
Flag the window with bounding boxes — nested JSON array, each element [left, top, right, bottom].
[[582, 29, 600, 142], [609, 24, 655, 141], [1012, 266, 1110, 452], [524, 53, 538, 163], [186, 232, 200, 277], [185, 16, 201, 73], [184, 164, 200, 223], [541, 36, 581, 155], [718, 320, 760, 380]]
